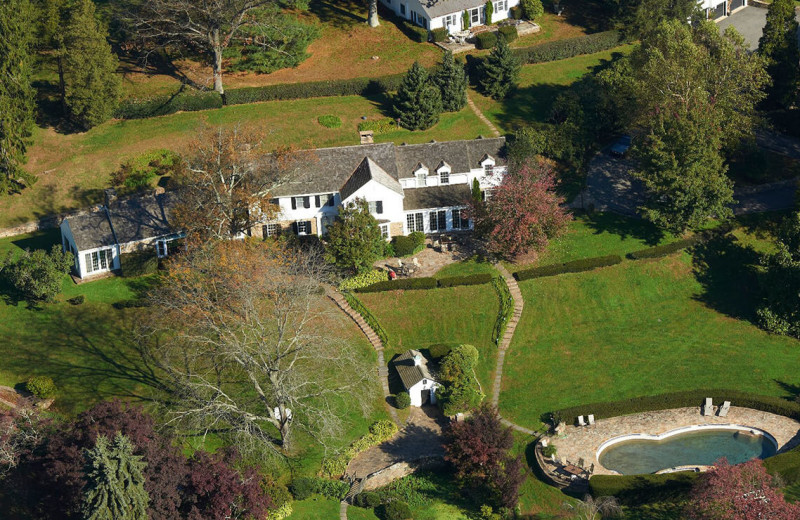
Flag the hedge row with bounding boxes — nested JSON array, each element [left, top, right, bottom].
[[224, 74, 406, 105], [492, 277, 514, 345], [342, 291, 390, 346], [120, 250, 159, 277], [546, 389, 800, 426], [475, 31, 498, 50], [589, 472, 698, 505], [356, 273, 493, 293], [515, 255, 622, 281], [114, 91, 223, 120], [627, 224, 733, 260], [320, 420, 398, 478], [512, 30, 625, 65]]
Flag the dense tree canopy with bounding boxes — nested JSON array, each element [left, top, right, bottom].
[[757, 210, 800, 339], [759, 0, 800, 108], [82, 433, 149, 520], [0, 0, 37, 194], [394, 62, 443, 131], [2, 245, 73, 303], [324, 199, 385, 274]]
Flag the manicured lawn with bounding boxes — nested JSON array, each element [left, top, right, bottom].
[[470, 44, 635, 133], [286, 495, 343, 519], [511, 12, 588, 48], [500, 249, 800, 428], [358, 285, 500, 398], [433, 257, 498, 279], [7, 95, 490, 229]]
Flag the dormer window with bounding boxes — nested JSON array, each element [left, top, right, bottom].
[[481, 155, 496, 175], [414, 164, 429, 188], [437, 162, 451, 185]]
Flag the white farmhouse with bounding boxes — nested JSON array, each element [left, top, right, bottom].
[[393, 349, 441, 407], [698, 0, 746, 20], [378, 0, 521, 34]]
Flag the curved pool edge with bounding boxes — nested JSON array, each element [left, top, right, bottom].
[[595, 423, 779, 472]]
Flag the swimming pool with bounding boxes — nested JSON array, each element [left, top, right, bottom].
[[597, 426, 778, 475]]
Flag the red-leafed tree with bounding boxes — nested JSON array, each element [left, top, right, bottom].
[[686, 459, 800, 520], [470, 158, 570, 259], [443, 404, 526, 510]]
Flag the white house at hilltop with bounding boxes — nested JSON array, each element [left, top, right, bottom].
[[378, 0, 521, 34], [699, 0, 746, 20], [393, 349, 440, 407]]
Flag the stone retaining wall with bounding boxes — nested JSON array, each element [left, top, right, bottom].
[[361, 457, 444, 491]]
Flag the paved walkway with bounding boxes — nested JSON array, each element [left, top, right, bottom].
[[467, 92, 501, 138], [327, 288, 399, 425], [552, 406, 800, 476]]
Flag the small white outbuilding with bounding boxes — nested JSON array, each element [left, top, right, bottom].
[[393, 349, 440, 407]]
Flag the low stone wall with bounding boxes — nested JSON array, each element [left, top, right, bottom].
[[0, 207, 95, 240], [361, 457, 444, 491]]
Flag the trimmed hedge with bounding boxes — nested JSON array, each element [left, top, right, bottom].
[[589, 472, 698, 505], [512, 30, 625, 65], [546, 389, 800, 426], [356, 277, 438, 293], [627, 224, 733, 260], [431, 27, 448, 42], [357, 273, 493, 292], [320, 420, 398, 478], [225, 74, 406, 105], [515, 255, 622, 281], [498, 25, 518, 43], [114, 90, 223, 120], [492, 277, 514, 344], [342, 291, 390, 346], [437, 273, 493, 288], [339, 269, 389, 291], [120, 251, 159, 277], [475, 31, 498, 50], [403, 21, 429, 43]]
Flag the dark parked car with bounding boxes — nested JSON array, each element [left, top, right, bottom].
[[609, 135, 633, 157]]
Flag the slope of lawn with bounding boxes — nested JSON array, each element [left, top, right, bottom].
[[500, 248, 800, 428], [5, 95, 490, 229], [358, 285, 500, 398], [0, 230, 387, 474], [470, 44, 635, 133]]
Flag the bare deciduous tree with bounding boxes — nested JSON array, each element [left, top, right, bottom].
[[130, 0, 301, 93], [562, 495, 622, 520], [172, 126, 312, 242], [0, 404, 47, 478], [139, 239, 372, 457]]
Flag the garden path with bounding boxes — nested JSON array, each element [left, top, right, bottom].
[[467, 92, 501, 138]]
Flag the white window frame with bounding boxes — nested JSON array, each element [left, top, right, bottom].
[[380, 224, 389, 239], [264, 223, 280, 238], [156, 239, 168, 258], [494, 0, 507, 12], [444, 13, 459, 28], [406, 212, 424, 233], [85, 248, 113, 274], [416, 173, 427, 188], [296, 221, 311, 235], [469, 6, 483, 25], [439, 169, 450, 184]]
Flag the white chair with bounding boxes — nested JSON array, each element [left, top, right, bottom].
[[718, 401, 731, 417], [703, 398, 713, 416], [577, 415, 586, 427], [588, 414, 595, 426]]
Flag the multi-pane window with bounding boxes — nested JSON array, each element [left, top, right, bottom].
[[484, 163, 494, 175], [291, 196, 311, 210], [296, 221, 311, 235], [470, 7, 482, 25], [368, 201, 384, 214], [380, 224, 389, 239], [264, 223, 280, 238], [494, 0, 507, 12], [400, 3, 406, 15], [406, 212, 424, 233], [156, 240, 168, 258], [85, 248, 113, 274], [439, 170, 449, 184], [452, 209, 469, 230], [444, 14, 458, 28], [429, 210, 447, 231], [416, 173, 427, 188]]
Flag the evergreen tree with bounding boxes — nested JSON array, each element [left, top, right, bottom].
[[60, 0, 121, 130], [758, 0, 800, 108], [324, 198, 385, 274], [757, 211, 800, 339], [0, 0, 37, 195], [393, 62, 442, 131], [479, 36, 520, 100], [82, 433, 149, 520], [433, 51, 467, 112]]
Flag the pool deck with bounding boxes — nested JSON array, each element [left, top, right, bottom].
[[548, 406, 800, 476]]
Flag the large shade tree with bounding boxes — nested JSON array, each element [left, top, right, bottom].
[[141, 239, 372, 456], [131, 0, 307, 94], [758, 0, 800, 108], [324, 198, 384, 274], [757, 210, 800, 339], [0, 0, 37, 194]]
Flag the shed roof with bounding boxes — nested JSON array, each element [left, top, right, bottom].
[[403, 184, 471, 211], [65, 210, 116, 252], [394, 349, 435, 390], [108, 192, 178, 246], [340, 157, 404, 202]]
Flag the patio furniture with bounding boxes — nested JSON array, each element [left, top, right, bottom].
[[703, 398, 714, 416], [577, 416, 586, 427], [563, 464, 585, 478], [718, 401, 731, 417], [588, 414, 595, 426]]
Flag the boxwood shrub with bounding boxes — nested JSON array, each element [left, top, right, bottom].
[[589, 472, 698, 505], [402, 21, 429, 42], [498, 25, 518, 43], [356, 277, 438, 293], [431, 27, 448, 42], [339, 270, 389, 291], [26, 376, 57, 399], [475, 31, 498, 50], [515, 255, 622, 281], [437, 273, 493, 288], [114, 91, 223, 120], [546, 389, 800, 426], [391, 235, 425, 257]]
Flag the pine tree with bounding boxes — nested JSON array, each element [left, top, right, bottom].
[[433, 51, 467, 112], [479, 36, 520, 100], [393, 62, 443, 131], [82, 433, 149, 520], [758, 0, 800, 108], [60, 0, 121, 130], [0, 0, 37, 195]]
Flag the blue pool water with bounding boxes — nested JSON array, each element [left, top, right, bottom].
[[598, 429, 777, 475]]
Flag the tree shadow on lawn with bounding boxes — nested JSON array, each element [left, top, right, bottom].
[[308, 0, 366, 28], [580, 211, 666, 245], [10, 229, 61, 253], [691, 234, 762, 323], [558, 0, 618, 33], [6, 304, 172, 414]]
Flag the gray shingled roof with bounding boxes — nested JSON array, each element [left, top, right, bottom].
[[108, 192, 177, 246], [417, 0, 487, 18], [393, 138, 506, 179], [403, 184, 471, 211], [394, 349, 435, 390], [340, 157, 404, 202], [66, 210, 116, 252], [270, 143, 398, 197], [268, 138, 505, 197]]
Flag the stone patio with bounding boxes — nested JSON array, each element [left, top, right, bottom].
[[376, 234, 485, 278], [547, 406, 800, 476]]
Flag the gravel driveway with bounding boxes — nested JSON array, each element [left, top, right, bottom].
[[717, 6, 800, 51]]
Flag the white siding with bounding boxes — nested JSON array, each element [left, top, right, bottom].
[[408, 379, 440, 407], [275, 192, 341, 235], [342, 180, 405, 225]]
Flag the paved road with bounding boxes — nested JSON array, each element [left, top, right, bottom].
[[717, 6, 800, 51]]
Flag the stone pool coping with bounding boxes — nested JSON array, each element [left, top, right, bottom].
[[546, 406, 800, 476]]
